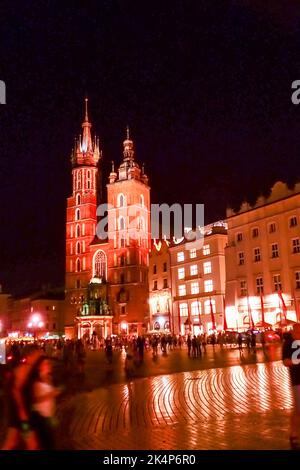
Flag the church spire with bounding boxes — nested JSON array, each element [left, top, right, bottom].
[[81, 97, 93, 153], [71, 98, 101, 168], [123, 125, 135, 161]]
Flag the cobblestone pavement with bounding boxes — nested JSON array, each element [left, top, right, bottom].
[[57, 360, 293, 450]]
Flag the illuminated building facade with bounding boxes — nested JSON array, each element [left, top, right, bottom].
[[65, 101, 150, 338], [149, 239, 172, 332], [225, 181, 300, 330], [0, 286, 11, 336], [169, 223, 227, 335], [4, 289, 65, 339]]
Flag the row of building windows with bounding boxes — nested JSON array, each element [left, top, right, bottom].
[[236, 216, 298, 242], [70, 224, 85, 238], [179, 299, 216, 316], [115, 216, 146, 231], [75, 170, 93, 191], [176, 245, 210, 262], [239, 272, 300, 296], [177, 261, 212, 279], [30, 305, 56, 312], [153, 262, 168, 274], [178, 279, 214, 297], [153, 279, 169, 290], [116, 193, 145, 208], [72, 252, 147, 275], [71, 258, 87, 273], [70, 241, 86, 255], [237, 239, 300, 265], [113, 235, 148, 249]]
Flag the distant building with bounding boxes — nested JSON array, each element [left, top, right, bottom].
[[0, 285, 12, 336], [225, 181, 300, 330], [5, 288, 65, 338], [170, 224, 227, 335]]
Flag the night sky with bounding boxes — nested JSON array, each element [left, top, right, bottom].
[[1, 0, 300, 295]]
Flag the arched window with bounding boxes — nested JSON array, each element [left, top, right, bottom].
[[75, 209, 80, 221], [77, 171, 81, 190], [140, 194, 144, 207], [76, 194, 81, 205], [93, 250, 107, 280], [87, 180, 91, 189], [87, 170, 91, 179], [76, 259, 81, 272], [139, 217, 145, 231], [118, 216, 125, 230], [117, 193, 125, 207], [76, 242, 80, 254], [76, 225, 80, 238]]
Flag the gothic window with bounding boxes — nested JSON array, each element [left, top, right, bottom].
[[76, 259, 81, 272], [118, 193, 125, 207], [76, 224, 80, 237], [77, 171, 81, 190], [76, 194, 81, 205], [118, 216, 125, 230], [138, 216, 145, 231], [75, 208, 80, 221], [93, 250, 107, 280], [76, 242, 80, 254]]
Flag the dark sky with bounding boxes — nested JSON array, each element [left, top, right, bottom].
[[0, 0, 300, 294]]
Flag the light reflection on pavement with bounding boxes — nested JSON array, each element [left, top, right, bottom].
[[57, 360, 292, 450]]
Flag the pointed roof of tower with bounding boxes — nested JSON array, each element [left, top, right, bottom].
[[123, 125, 135, 161], [71, 98, 101, 167], [110, 127, 148, 184], [81, 97, 93, 153]]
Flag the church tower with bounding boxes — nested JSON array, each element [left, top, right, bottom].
[[105, 128, 150, 335], [64, 99, 101, 334]]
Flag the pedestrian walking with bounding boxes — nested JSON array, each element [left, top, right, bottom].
[[192, 336, 197, 358], [187, 335, 192, 357], [196, 335, 202, 357], [251, 332, 256, 353], [237, 333, 243, 351], [105, 337, 113, 364], [75, 339, 86, 376]]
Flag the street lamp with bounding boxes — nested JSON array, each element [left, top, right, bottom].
[[27, 313, 44, 340]]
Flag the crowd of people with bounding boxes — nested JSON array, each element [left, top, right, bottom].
[[1, 326, 300, 449]]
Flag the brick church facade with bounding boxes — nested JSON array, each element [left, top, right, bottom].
[[65, 100, 150, 339]]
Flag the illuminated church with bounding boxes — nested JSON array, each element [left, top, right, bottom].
[[64, 100, 150, 339]]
